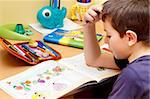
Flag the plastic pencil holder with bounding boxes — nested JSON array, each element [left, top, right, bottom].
[[37, 6, 67, 29]]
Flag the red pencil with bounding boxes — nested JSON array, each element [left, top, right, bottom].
[[82, 0, 86, 3]]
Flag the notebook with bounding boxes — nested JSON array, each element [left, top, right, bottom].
[[44, 29, 103, 48]]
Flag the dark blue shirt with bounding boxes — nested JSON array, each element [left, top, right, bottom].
[[108, 55, 150, 99]]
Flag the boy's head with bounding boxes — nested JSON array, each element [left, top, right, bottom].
[[101, 0, 149, 59]]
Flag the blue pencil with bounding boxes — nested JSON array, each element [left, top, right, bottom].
[[86, 0, 91, 3], [53, 0, 58, 8], [38, 41, 59, 57]]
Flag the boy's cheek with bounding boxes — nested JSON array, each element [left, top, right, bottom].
[[104, 37, 109, 44]]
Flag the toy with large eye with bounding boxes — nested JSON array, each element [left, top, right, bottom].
[[42, 9, 51, 18], [37, 0, 67, 29]]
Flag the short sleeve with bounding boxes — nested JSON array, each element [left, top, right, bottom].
[[108, 68, 138, 99]]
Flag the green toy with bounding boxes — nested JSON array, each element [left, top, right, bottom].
[[0, 24, 32, 41], [15, 24, 25, 34]]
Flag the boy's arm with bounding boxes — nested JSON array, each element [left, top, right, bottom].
[[83, 23, 119, 69], [83, 5, 119, 69]]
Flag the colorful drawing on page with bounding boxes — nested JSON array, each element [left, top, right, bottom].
[[52, 82, 67, 91], [31, 92, 46, 99], [52, 65, 65, 76], [4, 69, 59, 90], [2, 63, 70, 98]]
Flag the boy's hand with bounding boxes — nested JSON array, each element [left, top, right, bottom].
[[83, 5, 102, 24]]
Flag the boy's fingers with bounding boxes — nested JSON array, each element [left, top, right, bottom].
[[91, 5, 103, 13], [87, 9, 97, 17], [84, 13, 94, 23]]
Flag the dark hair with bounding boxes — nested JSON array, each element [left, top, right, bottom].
[[102, 0, 149, 46]]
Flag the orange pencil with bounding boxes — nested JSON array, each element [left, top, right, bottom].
[[37, 47, 55, 57]]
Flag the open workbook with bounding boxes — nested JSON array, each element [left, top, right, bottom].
[[0, 52, 120, 99]]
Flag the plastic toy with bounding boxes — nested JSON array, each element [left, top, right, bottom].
[[15, 24, 25, 34], [69, 1, 92, 21], [37, 6, 67, 29], [0, 24, 32, 41]]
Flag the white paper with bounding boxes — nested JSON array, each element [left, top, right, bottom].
[[0, 47, 119, 99], [29, 18, 82, 36], [0, 60, 87, 99]]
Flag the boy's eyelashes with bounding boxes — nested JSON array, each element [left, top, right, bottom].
[[106, 35, 111, 38]]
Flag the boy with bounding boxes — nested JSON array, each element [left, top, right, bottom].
[[83, 0, 150, 98]]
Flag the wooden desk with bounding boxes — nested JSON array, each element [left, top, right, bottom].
[[0, 22, 105, 99]]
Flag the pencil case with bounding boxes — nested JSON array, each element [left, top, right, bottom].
[[0, 38, 61, 65]]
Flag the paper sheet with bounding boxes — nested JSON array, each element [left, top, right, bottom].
[[29, 18, 82, 36]]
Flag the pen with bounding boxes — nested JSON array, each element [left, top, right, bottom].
[[38, 41, 59, 57], [22, 44, 37, 56], [13, 45, 27, 56], [14, 45, 33, 62], [2, 39, 33, 62], [21, 44, 42, 61], [22, 47, 40, 62]]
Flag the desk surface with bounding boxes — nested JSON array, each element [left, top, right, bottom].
[[0, 22, 105, 99]]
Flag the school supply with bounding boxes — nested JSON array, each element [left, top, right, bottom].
[[69, 0, 92, 21], [0, 48, 120, 99], [0, 38, 61, 65], [29, 18, 82, 35], [44, 29, 103, 48], [77, 0, 91, 3], [37, 0, 67, 29]]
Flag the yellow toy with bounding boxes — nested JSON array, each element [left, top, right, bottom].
[[69, 2, 92, 21]]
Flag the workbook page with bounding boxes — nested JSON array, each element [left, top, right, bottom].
[[59, 53, 120, 82], [0, 60, 92, 99]]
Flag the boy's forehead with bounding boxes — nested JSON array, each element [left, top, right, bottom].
[[103, 20, 112, 32]]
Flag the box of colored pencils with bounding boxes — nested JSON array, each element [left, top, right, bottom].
[[0, 38, 61, 65]]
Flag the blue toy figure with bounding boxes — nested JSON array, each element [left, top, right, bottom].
[[37, 5, 67, 29]]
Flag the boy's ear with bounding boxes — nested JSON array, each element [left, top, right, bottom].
[[126, 30, 137, 46]]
